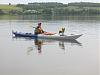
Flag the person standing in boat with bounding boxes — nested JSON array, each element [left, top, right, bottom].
[[34, 23, 44, 35]]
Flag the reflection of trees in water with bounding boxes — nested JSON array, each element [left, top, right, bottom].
[[27, 39, 82, 55]]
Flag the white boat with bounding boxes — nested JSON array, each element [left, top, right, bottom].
[[35, 34, 82, 40], [12, 31, 82, 40]]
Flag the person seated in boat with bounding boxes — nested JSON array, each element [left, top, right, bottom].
[[34, 23, 44, 35], [34, 23, 56, 35], [59, 27, 65, 36]]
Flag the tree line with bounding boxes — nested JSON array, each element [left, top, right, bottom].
[[0, 2, 100, 15]]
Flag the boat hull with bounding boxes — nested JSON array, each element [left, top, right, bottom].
[[12, 31, 82, 40]]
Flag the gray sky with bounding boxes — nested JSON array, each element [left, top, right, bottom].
[[0, 0, 100, 4]]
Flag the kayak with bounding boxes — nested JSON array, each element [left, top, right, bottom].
[[12, 31, 82, 40]]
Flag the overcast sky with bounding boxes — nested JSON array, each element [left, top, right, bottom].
[[0, 0, 100, 4]]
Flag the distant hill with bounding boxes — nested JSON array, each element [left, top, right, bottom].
[[68, 2, 100, 7], [28, 2, 63, 7]]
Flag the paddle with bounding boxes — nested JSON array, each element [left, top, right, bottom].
[[32, 26, 46, 32], [33, 27, 36, 28]]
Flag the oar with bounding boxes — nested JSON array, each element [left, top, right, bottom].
[[33, 27, 36, 28]]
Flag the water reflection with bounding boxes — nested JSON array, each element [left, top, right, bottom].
[[29, 39, 82, 54], [12, 36, 82, 54], [59, 42, 65, 50], [0, 15, 100, 20], [34, 39, 43, 53]]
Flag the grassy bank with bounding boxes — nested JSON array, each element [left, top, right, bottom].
[[0, 5, 22, 10], [0, 5, 23, 15]]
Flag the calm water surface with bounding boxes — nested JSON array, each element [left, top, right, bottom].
[[0, 16, 99, 75]]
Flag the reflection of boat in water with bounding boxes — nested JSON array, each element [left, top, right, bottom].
[[12, 36, 82, 54]]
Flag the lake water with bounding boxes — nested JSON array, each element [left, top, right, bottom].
[[0, 15, 99, 75]]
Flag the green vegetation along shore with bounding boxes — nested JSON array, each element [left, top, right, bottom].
[[0, 2, 100, 15]]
